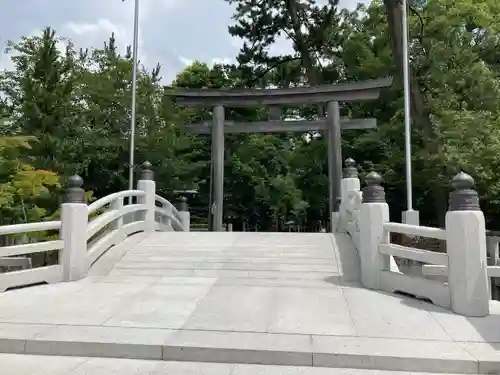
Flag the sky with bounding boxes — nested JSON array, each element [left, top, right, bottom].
[[0, 0, 369, 83]]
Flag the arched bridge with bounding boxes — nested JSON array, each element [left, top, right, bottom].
[[0, 162, 499, 374]]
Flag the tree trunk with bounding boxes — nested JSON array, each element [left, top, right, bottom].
[[286, 0, 325, 115], [286, 0, 319, 86]]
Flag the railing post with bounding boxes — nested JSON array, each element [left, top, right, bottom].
[[163, 202, 173, 231], [446, 172, 489, 316], [178, 197, 190, 232], [337, 158, 360, 233], [110, 197, 123, 231], [359, 171, 390, 289], [137, 161, 156, 233], [60, 175, 88, 282]]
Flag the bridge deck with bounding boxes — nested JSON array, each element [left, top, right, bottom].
[[0, 232, 499, 374]]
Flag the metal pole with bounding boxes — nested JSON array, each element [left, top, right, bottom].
[[402, 0, 413, 211], [128, 0, 140, 192]]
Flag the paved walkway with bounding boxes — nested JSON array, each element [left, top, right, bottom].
[[0, 232, 499, 374], [0, 353, 476, 375]]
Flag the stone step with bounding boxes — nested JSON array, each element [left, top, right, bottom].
[[0, 324, 496, 374], [0, 353, 473, 375]]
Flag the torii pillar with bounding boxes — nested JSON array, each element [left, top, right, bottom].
[[167, 77, 393, 231]]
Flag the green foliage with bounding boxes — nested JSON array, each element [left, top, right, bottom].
[[2, 0, 500, 230], [0, 136, 60, 225]]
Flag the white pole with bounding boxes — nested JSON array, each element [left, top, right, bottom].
[[128, 0, 140, 191], [402, 0, 413, 211]]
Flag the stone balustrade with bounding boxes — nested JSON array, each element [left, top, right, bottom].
[[0, 161, 190, 292], [338, 158, 494, 317]]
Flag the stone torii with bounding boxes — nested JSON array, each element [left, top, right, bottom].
[[166, 77, 393, 231]]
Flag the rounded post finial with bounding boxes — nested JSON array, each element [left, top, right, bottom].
[[64, 174, 86, 203], [452, 171, 475, 190], [139, 161, 154, 181], [366, 171, 382, 185], [362, 171, 385, 203], [68, 175, 83, 188], [448, 171, 480, 211], [343, 158, 358, 178]]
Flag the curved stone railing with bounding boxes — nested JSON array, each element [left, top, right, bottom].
[[0, 161, 189, 292], [0, 221, 63, 292], [421, 230, 500, 300], [377, 221, 450, 309], [86, 190, 147, 266], [338, 159, 492, 317], [154, 194, 186, 232]]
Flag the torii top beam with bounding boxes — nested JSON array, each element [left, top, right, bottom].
[[165, 77, 393, 107]]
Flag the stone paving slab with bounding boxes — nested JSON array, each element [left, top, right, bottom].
[[0, 324, 497, 373], [0, 354, 481, 375], [0, 232, 499, 374]]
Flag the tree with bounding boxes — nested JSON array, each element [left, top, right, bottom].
[[172, 61, 311, 229], [0, 136, 59, 226], [226, 0, 344, 88], [3, 0, 500, 231], [0, 28, 197, 204], [0, 27, 86, 175]]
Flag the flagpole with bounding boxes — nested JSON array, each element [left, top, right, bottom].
[[402, 0, 413, 213], [128, 0, 140, 191]]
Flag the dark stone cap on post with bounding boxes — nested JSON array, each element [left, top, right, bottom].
[[362, 171, 386, 203], [178, 196, 188, 212], [343, 158, 358, 178], [139, 161, 154, 181], [448, 172, 480, 211], [64, 175, 86, 203]]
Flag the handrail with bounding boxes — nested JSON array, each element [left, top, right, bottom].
[[155, 194, 182, 220], [155, 207, 184, 231], [87, 204, 146, 239], [0, 221, 61, 236], [0, 187, 190, 293], [88, 190, 146, 215], [383, 222, 446, 240], [0, 240, 63, 257]]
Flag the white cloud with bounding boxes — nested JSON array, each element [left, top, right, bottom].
[[62, 18, 151, 66], [211, 57, 233, 65], [65, 19, 121, 37], [179, 56, 233, 67], [179, 56, 193, 66], [0, 0, 372, 82], [62, 19, 130, 51]]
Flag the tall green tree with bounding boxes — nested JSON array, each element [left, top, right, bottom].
[[226, 0, 344, 87], [0, 27, 85, 174]]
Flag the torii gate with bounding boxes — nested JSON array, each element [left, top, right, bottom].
[[166, 77, 393, 231]]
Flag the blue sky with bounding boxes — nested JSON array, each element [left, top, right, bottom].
[[0, 0, 369, 83]]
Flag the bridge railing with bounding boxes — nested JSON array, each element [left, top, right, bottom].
[[154, 194, 188, 232], [484, 232, 500, 300], [337, 158, 362, 248], [339, 158, 492, 317], [0, 161, 189, 292], [0, 221, 63, 292]]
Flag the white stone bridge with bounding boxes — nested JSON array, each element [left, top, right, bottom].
[[0, 162, 499, 374]]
